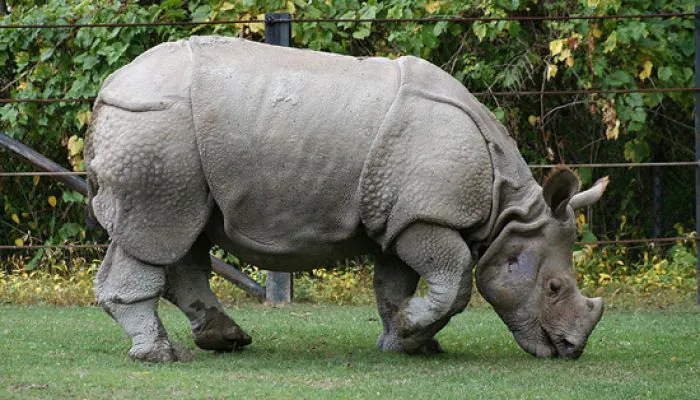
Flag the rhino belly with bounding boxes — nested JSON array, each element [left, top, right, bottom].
[[188, 37, 399, 259]]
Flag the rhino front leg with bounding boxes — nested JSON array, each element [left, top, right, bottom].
[[95, 244, 191, 362], [374, 254, 444, 354], [163, 236, 252, 352], [391, 222, 473, 353]]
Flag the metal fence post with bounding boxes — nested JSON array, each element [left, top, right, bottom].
[[264, 12, 293, 305], [695, 6, 700, 306]]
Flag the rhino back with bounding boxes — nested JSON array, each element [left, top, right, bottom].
[[188, 37, 399, 256]]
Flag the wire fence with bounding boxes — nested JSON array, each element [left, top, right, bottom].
[[2, 87, 699, 104], [0, 11, 696, 30], [1, 10, 698, 253], [1, 161, 699, 178]]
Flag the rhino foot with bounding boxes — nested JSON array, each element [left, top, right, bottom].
[[378, 333, 445, 355], [128, 340, 193, 363], [193, 308, 252, 352]]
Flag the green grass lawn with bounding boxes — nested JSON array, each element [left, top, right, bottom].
[[1, 303, 698, 399]]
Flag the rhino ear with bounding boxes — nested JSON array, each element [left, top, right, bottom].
[[542, 166, 579, 219]]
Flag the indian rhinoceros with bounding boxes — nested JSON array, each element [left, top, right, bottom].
[[85, 36, 606, 362]]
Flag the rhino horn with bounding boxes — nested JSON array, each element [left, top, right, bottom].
[[569, 176, 609, 210]]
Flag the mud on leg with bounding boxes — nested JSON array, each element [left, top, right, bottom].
[[163, 235, 251, 352]]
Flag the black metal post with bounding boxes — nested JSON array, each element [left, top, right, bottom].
[[264, 12, 293, 305], [695, 6, 700, 306], [652, 161, 662, 240]]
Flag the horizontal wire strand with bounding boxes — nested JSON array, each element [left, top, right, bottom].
[[3, 87, 699, 104], [0, 11, 696, 30], [1, 237, 696, 250], [1, 161, 698, 178]]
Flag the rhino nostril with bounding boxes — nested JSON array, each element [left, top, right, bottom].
[[586, 299, 595, 311], [562, 338, 575, 352], [559, 338, 583, 359]]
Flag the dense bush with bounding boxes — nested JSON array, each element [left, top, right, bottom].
[[0, 0, 696, 294]]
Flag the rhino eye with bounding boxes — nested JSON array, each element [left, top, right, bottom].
[[547, 278, 562, 296]]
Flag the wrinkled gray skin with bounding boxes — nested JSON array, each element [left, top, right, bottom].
[[85, 37, 605, 363]]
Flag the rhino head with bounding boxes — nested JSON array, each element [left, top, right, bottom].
[[476, 167, 607, 359]]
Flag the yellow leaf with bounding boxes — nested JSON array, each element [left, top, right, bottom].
[[587, 0, 599, 8], [566, 55, 575, 68], [67, 135, 84, 157], [591, 25, 602, 39], [286, 1, 296, 14], [76, 111, 91, 128], [638, 60, 653, 81], [33, 175, 40, 186], [424, 1, 442, 14], [606, 119, 620, 140], [11, 213, 20, 224], [220, 1, 235, 11], [549, 39, 564, 56], [546, 64, 558, 81], [603, 32, 617, 53], [48, 196, 57, 208], [18, 81, 28, 90], [557, 48, 571, 62], [528, 115, 538, 126], [248, 13, 265, 33], [14, 238, 24, 247]]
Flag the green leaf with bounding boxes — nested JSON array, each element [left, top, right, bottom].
[[577, 167, 593, 187], [62, 190, 85, 204], [25, 248, 45, 271], [190, 5, 211, 22], [39, 47, 54, 61], [604, 70, 632, 87], [58, 223, 83, 240], [657, 66, 673, 81], [352, 27, 370, 40], [624, 139, 651, 163], [473, 23, 487, 42], [603, 32, 617, 53], [433, 21, 448, 37]]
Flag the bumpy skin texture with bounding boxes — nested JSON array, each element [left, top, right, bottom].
[[87, 37, 604, 362]]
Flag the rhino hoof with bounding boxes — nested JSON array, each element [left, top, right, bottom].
[[194, 324, 252, 352], [378, 333, 444, 355], [402, 337, 446, 355], [128, 340, 193, 363]]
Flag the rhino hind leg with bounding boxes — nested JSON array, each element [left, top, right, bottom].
[[95, 243, 192, 362], [163, 235, 252, 352], [391, 222, 473, 353], [374, 254, 444, 354]]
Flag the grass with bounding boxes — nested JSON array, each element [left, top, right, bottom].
[[1, 303, 699, 399]]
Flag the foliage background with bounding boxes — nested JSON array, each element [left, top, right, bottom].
[[0, 0, 696, 298]]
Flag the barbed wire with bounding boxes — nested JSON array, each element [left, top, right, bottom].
[[0, 11, 696, 30], [1, 236, 695, 251], [2, 87, 698, 104]]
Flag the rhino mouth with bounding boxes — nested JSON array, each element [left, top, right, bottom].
[[514, 324, 582, 359], [542, 327, 585, 359]]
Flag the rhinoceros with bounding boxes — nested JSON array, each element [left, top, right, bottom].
[[85, 36, 606, 362]]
